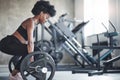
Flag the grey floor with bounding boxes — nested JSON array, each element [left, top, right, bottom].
[[0, 65, 120, 80]]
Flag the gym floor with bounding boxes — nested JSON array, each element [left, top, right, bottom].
[[0, 65, 120, 80]]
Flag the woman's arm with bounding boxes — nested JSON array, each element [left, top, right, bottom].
[[26, 19, 35, 54]]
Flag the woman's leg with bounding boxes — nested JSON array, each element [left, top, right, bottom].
[[0, 36, 28, 77], [12, 56, 26, 76]]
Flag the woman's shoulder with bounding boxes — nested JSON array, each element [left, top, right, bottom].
[[23, 18, 33, 23], [22, 18, 34, 27]]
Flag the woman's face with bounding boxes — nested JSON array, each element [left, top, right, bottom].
[[39, 12, 50, 24]]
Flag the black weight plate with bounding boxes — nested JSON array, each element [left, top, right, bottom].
[[20, 51, 55, 80]]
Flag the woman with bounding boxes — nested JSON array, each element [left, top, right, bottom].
[[0, 0, 56, 80]]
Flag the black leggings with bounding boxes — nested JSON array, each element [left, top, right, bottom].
[[0, 35, 28, 70]]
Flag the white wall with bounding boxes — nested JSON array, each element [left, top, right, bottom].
[[75, 0, 84, 20]]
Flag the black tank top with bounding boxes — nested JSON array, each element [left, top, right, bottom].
[[17, 25, 36, 40]]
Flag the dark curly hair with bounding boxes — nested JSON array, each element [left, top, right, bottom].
[[31, 1, 56, 17]]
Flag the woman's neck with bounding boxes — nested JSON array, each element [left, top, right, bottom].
[[32, 16, 39, 25]]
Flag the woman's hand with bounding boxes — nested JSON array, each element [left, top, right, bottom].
[[30, 56, 34, 62]]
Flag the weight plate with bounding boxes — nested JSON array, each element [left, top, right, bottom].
[[20, 51, 55, 80], [35, 40, 53, 53], [50, 51, 63, 64]]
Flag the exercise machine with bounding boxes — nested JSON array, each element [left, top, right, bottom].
[[86, 21, 120, 76], [44, 14, 98, 67]]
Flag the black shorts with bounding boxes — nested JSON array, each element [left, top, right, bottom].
[[0, 35, 28, 56]]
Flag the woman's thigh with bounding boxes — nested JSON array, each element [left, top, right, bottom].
[[0, 35, 28, 56]]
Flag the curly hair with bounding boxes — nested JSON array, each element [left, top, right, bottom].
[[31, 1, 56, 17]]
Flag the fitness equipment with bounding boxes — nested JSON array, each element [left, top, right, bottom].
[[35, 39, 63, 64], [43, 14, 97, 67], [44, 17, 89, 65], [49, 14, 120, 75], [45, 15, 98, 67], [20, 51, 55, 80], [50, 51, 63, 64], [88, 21, 120, 76], [35, 40, 52, 53], [8, 52, 55, 80], [102, 21, 120, 73]]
